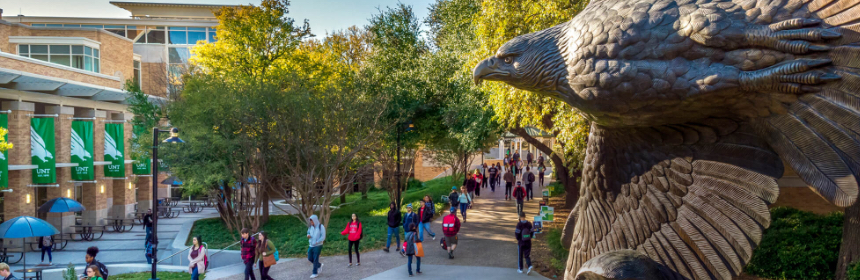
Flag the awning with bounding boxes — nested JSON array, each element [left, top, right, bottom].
[[160, 176, 183, 185], [0, 66, 164, 104]]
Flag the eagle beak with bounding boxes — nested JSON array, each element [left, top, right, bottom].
[[473, 57, 503, 86]]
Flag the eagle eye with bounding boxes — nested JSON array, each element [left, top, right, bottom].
[[503, 56, 513, 64]]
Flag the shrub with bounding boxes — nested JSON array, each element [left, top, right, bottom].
[[545, 227, 569, 272], [744, 207, 843, 280], [848, 261, 860, 280], [63, 263, 76, 280]]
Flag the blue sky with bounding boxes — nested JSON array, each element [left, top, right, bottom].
[[1, 0, 436, 36]]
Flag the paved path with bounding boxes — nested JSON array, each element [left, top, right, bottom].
[[214, 167, 553, 280]]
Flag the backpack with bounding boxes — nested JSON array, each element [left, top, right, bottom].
[[440, 238, 448, 250], [521, 224, 533, 241], [442, 215, 458, 235], [201, 246, 210, 270], [528, 173, 535, 183]]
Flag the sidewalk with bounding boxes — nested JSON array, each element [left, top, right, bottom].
[[213, 168, 553, 280]]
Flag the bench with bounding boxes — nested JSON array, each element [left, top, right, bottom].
[[25, 237, 68, 251], [0, 248, 21, 264], [69, 225, 106, 241], [104, 218, 136, 233], [157, 206, 180, 218]]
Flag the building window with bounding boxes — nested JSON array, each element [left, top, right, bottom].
[[209, 28, 217, 43], [105, 25, 126, 37], [134, 60, 141, 86], [145, 26, 166, 44], [18, 44, 100, 73]]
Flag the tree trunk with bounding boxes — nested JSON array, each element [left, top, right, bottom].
[[262, 190, 270, 225], [509, 127, 580, 208], [836, 201, 860, 280]]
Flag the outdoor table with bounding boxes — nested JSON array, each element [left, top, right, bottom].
[[0, 248, 21, 264], [68, 225, 105, 241], [168, 197, 180, 207], [103, 218, 136, 233], [181, 201, 205, 213], [15, 266, 52, 280], [133, 211, 149, 224], [25, 236, 68, 251], [157, 206, 180, 218]]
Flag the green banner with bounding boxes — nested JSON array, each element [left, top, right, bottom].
[[70, 121, 94, 180], [0, 114, 8, 188], [31, 118, 56, 184], [104, 123, 125, 177], [133, 160, 150, 175]]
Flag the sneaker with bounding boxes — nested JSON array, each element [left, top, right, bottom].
[[527, 266, 533, 275], [319, 263, 324, 274], [432, 235, 436, 241], [400, 251, 406, 257], [518, 269, 523, 273], [310, 274, 318, 279], [348, 263, 353, 267], [357, 263, 361, 266], [448, 252, 453, 259], [383, 248, 390, 253], [417, 270, 422, 274], [409, 274, 414, 277]]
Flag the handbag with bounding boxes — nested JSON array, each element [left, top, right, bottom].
[[415, 240, 425, 257], [263, 253, 277, 267]]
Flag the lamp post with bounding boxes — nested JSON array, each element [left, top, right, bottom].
[[395, 121, 413, 207], [151, 127, 184, 280]]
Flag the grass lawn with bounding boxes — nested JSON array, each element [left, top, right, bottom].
[[188, 176, 462, 257], [113, 271, 200, 279]]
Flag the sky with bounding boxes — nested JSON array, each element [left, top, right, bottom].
[[0, 0, 436, 36]]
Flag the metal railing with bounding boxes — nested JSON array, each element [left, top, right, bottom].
[[156, 242, 208, 265], [210, 232, 260, 258]]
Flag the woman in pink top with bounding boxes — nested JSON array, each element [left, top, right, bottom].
[[341, 213, 363, 266]]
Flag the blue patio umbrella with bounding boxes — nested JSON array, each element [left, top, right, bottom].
[[37, 197, 85, 249], [0, 216, 59, 278]]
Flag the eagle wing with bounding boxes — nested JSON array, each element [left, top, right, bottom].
[[567, 119, 786, 280]]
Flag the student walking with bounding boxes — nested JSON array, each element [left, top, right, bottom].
[[441, 208, 461, 259], [538, 163, 546, 187], [85, 247, 109, 280], [537, 154, 544, 167], [0, 263, 17, 280], [404, 224, 422, 277], [474, 170, 482, 197], [240, 228, 257, 280], [402, 204, 419, 257], [525, 167, 536, 201], [145, 237, 154, 264], [39, 235, 52, 265], [504, 170, 515, 200], [384, 202, 401, 254], [418, 197, 436, 241], [340, 213, 363, 266], [448, 187, 460, 215], [488, 164, 498, 192], [187, 236, 207, 280], [481, 163, 489, 189], [307, 215, 326, 278], [513, 182, 527, 215], [143, 209, 153, 246], [464, 174, 477, 202], [256, 232, 276, 280], [527, 151, 533, 167], [458, 186, 472, 222], [515, 212, 534, 275]]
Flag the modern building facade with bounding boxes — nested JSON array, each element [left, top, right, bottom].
[[0, 2, 236, 242]]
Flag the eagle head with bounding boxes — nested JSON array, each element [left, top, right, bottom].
[[473, 24, 570, 98]]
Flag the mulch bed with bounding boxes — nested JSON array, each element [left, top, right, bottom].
[[532, 193, 574, 279]]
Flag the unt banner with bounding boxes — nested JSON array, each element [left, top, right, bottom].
[[71, 120, 94, 180], [31, 118, 56, 184], [104, 123, 125, 177], [133, 160, 150, 175], [0, 114, 8, 188]]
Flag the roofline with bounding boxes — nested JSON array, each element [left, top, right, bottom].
[[6, 16, 218, 27], [109, 1, 242, 9]]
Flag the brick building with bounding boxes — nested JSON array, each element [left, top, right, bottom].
[[0, 2, 236, 241]]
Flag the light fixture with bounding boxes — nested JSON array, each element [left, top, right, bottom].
[[163, 127, 185, 143], [26, 194, 31, 204], [100, 185, 104, 193], [128, 182, 133, 190], [67, 189, 72, 198]]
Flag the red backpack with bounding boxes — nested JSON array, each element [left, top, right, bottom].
[[442, 214, 458, 235]]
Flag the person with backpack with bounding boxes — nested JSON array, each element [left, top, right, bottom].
[[256, 231, 276, 280], [527, 151, 533, 167], [538, 163, 546, 187], [404, 223, 422, 277], [537, 154, 545, 167], [39, 235, 53, 265], [525, 167, 536, 201], [515, 212, 534, 275], [418, 196, 436, 241], [187, 236, 207, 280], [481, 163, 489, 189], [512, 182, 527, 215], [504, 170, 515, 200], [474, 170, 483, 197], [385, 202, 401, 254], [240, 228, 257, 280], [441, 207, 461, 259], [307, 215, 326, 278], [448, 187, 460, 215], [464, 174, 477, 203], [488, 164, 498, 192], [85, 247, 109, 280], [341, 213, 363, 266], [458, 186, 472, 222]]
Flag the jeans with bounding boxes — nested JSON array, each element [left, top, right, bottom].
[[146, 254, 152, 264], [517, 201, 524, 215], [518, 244, 532, 270], [259, 260, 273, 280], [459, 203, 469, 220], [419, 222, 435, 241], [407, 255, 421, 275], [191, 266, 200, 280], [489, 177, 497, 191], [145, 226, 152, 245], [526, 184, 533, 201], [539, 174, 544, 186], [41, 246, 52, 262], [386, 226, 401, 250], [307, 245, 323, 274], [348, 240, 360, 263], [505, 182, 513, 199], [244, 261, 256, 280]]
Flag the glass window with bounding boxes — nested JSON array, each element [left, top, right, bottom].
[[17, 44, 100, 73], [128, 25, 144, 41], [84, 46, 92, 56], [18, 45, 28, 55], [31, 24, 46, 27], [63, 24, 81, 28], [72, 55, 84, 69], [31, 54, 49, 62], [72, 46, 83, 54], [134, 60, 141, 86], [50, 54, 71, 67], [105, 25, 126, 37], [84, 56, 93, 71], [80, 25, 102, 29], [168, 47, 191, 64], [94, 58, 100, 73], [92, 49, 99, 58], [30, 45, 48, 54], [208, 30, 217, 43], [146, 26, 165, 44], [188, 31, 206, 44], [188, 27, 206, 31], [168, 27, 187, 45], [50, 45, 70, 54], [46, 24, 62, 27]]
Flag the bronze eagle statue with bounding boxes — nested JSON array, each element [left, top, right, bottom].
[[473, 0, 860, 278]]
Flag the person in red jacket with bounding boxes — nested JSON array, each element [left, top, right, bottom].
[[239, 228, 257, 280], [340, 213, 363, 266], [441, 207, 461, 259], [512, 182, 527, 215]]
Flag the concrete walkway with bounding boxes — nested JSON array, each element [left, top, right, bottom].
[[213, 167, 553, 280]]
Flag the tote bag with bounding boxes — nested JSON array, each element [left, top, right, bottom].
[[415, 241, 425, 257]]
